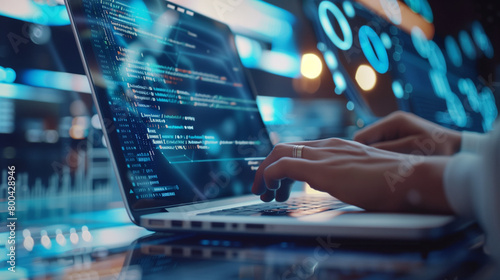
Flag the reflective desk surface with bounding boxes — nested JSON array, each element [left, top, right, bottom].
[[1, 207, 499, 280]]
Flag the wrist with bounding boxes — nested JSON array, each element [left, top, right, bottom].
[[449, 130, 462, 155], [403, 156, 453, 214]]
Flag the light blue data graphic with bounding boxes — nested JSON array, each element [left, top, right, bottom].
[[333, 71, 347, 95], [427, 41, 447, 72], [380, 0, 402, 25], [412, 24, 472, 129], [392, 80, 404, 99], [411, 27, 430, 58], [311, 0, 496, 132], [428, 70, 450, 99], [458, 78, 480, 112], [479, 87, 498, 131], [346, 101, 355, 111], [471, 21, 494, 59], [380, 32, 392, 49], [459, 30, 477, 60], [445, 36, 463, 68], [324, 50, 338, 69], [0, 67, 16, 83], [358, 25, 389, 74], [446, 93, 467, 128], [318, 1, 353, 51], [342, 1, 356, 18], [404, 0, 433, 23]]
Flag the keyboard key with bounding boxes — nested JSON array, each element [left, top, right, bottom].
[[198, 196, 346, 217]]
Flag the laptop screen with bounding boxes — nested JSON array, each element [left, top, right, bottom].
[[66, 0, 273, 211]]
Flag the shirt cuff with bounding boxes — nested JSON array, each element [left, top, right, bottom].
[[443, 152, 479, 218], [461, 131, 490, 154]]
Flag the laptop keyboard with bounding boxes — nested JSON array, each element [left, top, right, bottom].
[[198, 196, 347, 217]]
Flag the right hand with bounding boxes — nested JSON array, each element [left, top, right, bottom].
[[251, 138, 453, 214], [354, 111, 462, 156]]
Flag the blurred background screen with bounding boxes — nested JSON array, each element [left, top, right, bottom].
[[305, 0, 499, 132], [0, 0, 499, 219]]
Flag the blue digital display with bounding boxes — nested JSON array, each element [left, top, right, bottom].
[[333, 71, 347, 95], [380, 32, 393, 50], [392, 80, 404, 99], [66, 0, 273, 212], [318, 1, 353, 51], [404, 0, 433, 23], [471, 21, 494, 59], [358, 25, 389, 74], [380, 0, 402, 25], [306, 0, 498, 132], [445, 36, 463, 68], [0, 66, 16, 83], [342, 1, 356, 18], [323, 50, 339, 69], [459, 30, 477, 60]]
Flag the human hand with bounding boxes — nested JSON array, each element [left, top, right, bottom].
[[252, 138, 453, 214], [354, 111, 462, 156]]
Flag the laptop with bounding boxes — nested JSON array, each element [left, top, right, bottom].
[[65, 0, 468, 239]]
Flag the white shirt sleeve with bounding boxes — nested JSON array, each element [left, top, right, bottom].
[[444, 121, 500, 258], [461, 130, 492, 154]]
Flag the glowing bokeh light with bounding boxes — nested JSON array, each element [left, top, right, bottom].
[[380, 33, 392, 49], [380, 0, 402, 25], [82, 226, 93, 242], [445, 36, 463, 67], [446, 93, 467, 128], [235, 35, 262, 68], [40, 230, 52, 249], [411, 26, 430, 58], [23, 229, 34, 252], [23, 236, 34, 252], [259, 51, 300, 78], [22, 69, 91, 93], [0, 67, 16, 83], [459, 30, 476, 60], [429, 70, 450, 99], [301, 53, 323, 79], [480, 87, 498, 131], [70, 228, 79, 245], [0, 1, 70, 26], [404, 0, 434, 23], [346, 101, 355, 111], [342, 1, 356, 18], [458, 78, 480, 112], [355, 65, 377, 91], [471, 21, 494, 59], [333, 71, 346, 95], [0, 67, 5, 82], [323, 50, 338, 69], [55, 229, 67, 246], [392, 80, 404, 99], [91, 114, 102, 129], [427, 41, 447, 72]]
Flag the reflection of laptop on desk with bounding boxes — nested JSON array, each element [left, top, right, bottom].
[[66, 0, 467, 239]]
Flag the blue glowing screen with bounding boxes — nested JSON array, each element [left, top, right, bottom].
[[306, 0, 498, 132], [66, 0, 273, 213]]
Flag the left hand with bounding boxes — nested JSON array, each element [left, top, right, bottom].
[[252, 138, 452, 214]]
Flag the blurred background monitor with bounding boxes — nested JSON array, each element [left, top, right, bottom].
[[0, 0, 499, 218], [304, 0, 499, 132]]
